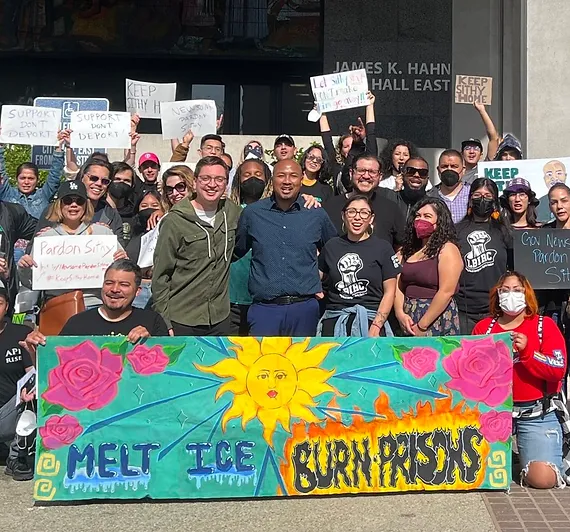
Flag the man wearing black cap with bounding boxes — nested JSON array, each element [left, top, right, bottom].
[[461, 138, 484, 185], [273, 135, 297, 163]]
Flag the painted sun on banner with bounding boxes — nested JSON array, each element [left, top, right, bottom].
[[34, 334, 513, 501]]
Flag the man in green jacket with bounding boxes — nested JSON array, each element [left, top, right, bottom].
[[152, 156, 241, 336]]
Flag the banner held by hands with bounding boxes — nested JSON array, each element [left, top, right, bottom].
[[126, 79, 177, 119]]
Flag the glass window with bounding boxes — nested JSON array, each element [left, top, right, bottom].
[[240, 85, 271, 134]]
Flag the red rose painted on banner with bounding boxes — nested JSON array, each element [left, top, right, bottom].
[[39, 414, 83, 450], [43, 341, 123, 411], [479, 410, 512, 443], [442, 337, 512, 407], [401, 347, 439, 379], [126, 344, 169, 375]]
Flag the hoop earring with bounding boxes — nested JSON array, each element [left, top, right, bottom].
[[368, 223, 374, 234], [467, 207, 472, 216], [491, 210, 500, 220], [341, 222, 346, 233]]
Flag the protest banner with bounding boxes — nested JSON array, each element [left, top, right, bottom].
[[126, 79, 177, 119], [32, 235, 118, 290], [478, 157, 570, 222], [34, 334, 513, 502], [70, 111, 131, 149], [160, 100, 217, 139], [0, 105, 61, 146], [32, 97, 110, 170], [310, 69, 368, 113], [514, 229, 570, 289], [455, 75, 493, 105]]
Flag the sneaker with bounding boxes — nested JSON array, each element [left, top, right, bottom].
[[4, 457, 17, 476], [11, 458, 33, 481]]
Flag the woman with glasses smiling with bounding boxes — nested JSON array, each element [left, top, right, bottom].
[[317, 195, 400, 337], [299, 145, 333, 203]]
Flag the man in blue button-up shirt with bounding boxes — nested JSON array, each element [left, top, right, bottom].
[[235, 159, 337, 336]]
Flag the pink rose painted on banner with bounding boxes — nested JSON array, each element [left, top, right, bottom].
[[442, 337, 512, 407], [479, 410, 512, 443], [39, 414, 83, 450], [126, 344, 169, 375], [43, 341, 123, 411], [401, 347, 439, 379]]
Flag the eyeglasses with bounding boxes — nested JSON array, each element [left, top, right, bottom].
[[354, 168, 380, 177], [344, 208, 372, 220], [307, 155, 324, 165], [197, 175, 226, 185], [472, 193, 494, 200], [404, 167, 429, 178], [62, 195, 86, 206], [165, 182, 188, 195], [464, 145, 482, 152], [498, 287, 525, 294], [85, 173, 111, 186]]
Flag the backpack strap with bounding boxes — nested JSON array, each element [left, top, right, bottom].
[[538, 314, 544, 346], [485, 318, 498, 335]]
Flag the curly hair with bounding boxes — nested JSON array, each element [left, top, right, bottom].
[[300, 145, 331, 184], [379, 139, 419, 178], [335, 134, 352, 164], [401, 196, 459, 261], [229, 159, 273, 205]]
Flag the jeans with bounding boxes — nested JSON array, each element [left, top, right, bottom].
[[0, 395, 21, 461], [248, 298, 319, 337], [229, 304, 250, 336], [133, 281, 152, 310]]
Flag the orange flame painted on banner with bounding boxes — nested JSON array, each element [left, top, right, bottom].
[[280, 390, 490, 495]]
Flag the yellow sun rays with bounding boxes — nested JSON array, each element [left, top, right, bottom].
[[195, 337, 339, 446]]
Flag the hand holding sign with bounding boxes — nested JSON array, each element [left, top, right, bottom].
[[0, 105, 62, 146], [160, 100, 217, 140], [310, 69, 369, 114], [455, 75, 493, 105]]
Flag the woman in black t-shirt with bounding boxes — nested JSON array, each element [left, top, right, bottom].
[[456, 178, 512, 334], [317, 195, 401, 337]]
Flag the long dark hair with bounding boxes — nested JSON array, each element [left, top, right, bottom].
[[300, 145, 331, 184], [500, 188, 540, 227], [401, 197, 458, 261], [380, 139, 419, 177]]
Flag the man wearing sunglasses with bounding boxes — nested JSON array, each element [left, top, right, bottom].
[[394, 158, 431, 219]]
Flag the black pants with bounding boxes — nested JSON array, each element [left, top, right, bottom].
[[229, 304, 250, 336], [458, 310, 489, 335], [172, 317, 230, 337]]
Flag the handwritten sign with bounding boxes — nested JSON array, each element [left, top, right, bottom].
[[0, 105, 61, 146], [32, 235, 118, 290], [514, 229, 570, 289], [70, 111, 131, 149], [137, 223, 160, 269], [310, 69, 368, 113], [455, 75, 493, 105], [126, 79, 177, 119], [160, 100, 216, 140]]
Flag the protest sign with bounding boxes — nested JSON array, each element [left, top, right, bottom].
[[126, 79, 177, 119], [514, 229, 570, 289], [32, 97, 110, 170], [34, 334, 513, 501], [70, 111, 131, 149], [32, 235, 118, 290], [455, 75, 493, 105], [160, 100, 216, 139], [310, 69, 368, 113], [0, 105, 61, 146], [137, 223, 160, 268], [478, 157, 570, 222]]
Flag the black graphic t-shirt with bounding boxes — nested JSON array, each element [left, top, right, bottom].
[[60, 308, 169, 337], [300, 182, 333, 204], [318, 235, 401, 310], [455, 220, 512, 314], [0, 321, 33, 407]]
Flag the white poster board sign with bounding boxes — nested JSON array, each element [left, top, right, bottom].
[[70, 111, 131, 149], [160, 100, 216, 139], [0, 105, 62, 146], [32, 235, 118, 290], [478, 157, 570, 223], [126, 79, 177, 119], [138, 223, 161, 269], [310, 69, 368, 113]]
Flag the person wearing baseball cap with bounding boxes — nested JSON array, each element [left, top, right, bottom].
[[500, 177, 540, 229], [273, 134, 297, 163], [461, 138, 484, 185], [138, 152, 160, 191]]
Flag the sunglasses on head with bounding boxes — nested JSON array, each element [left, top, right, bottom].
[[62, 195, 86, 206], [404, 166, 429, 178], [165, 182, 187, 195], [85, 173, 111, 186]]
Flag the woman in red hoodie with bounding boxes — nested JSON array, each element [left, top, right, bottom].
[[473, 271, 568, 489]]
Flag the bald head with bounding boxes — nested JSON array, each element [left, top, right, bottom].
[[273, 159, 302, 202]]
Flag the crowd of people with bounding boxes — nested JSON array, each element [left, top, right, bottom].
[[0, 98, 568, 492]]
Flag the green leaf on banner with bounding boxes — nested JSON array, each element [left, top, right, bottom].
[[164, 344, 186, 366], [41, 401, 64, 418], [391, 344, 410, 364], [439, 337, 461, 356], [102, 339, 129, 357], [502, 397, 513, 410]]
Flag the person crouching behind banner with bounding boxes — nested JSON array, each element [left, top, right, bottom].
[[317, 195, 400, 337], [473, 272, 569, 488]]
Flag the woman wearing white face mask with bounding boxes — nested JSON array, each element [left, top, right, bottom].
[[473, 271, 569, 489]]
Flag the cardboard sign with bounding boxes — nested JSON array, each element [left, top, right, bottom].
[[32, 235, 118, 290], [0, 105, 61, 146], [137, 223, 161, 269], [34, 334, 513, 501], [126, 79, 177, 119], [455, 75, 493, 105], [514, 229, 570, 289], [70, 111, 131, 149], [310, 69, 368, 113], [478, 157, 570, 223], [160, 100, 217, 140]]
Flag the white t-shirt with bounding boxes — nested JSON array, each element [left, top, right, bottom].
[[193, 205, 217, 226]]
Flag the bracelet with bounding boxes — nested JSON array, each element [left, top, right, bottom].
[[416, 322, 429, 332], [371, 322, 382, 329]]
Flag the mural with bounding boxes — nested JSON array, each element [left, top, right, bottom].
[[34, 334, 513, 501], [0, 1, 321, 58]]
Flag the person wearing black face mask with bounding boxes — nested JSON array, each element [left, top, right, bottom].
[[428, 149, 470, 224], [394, 157, 430, 219], [108, 162, 137, 245], [455, 178, 513, 334]]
